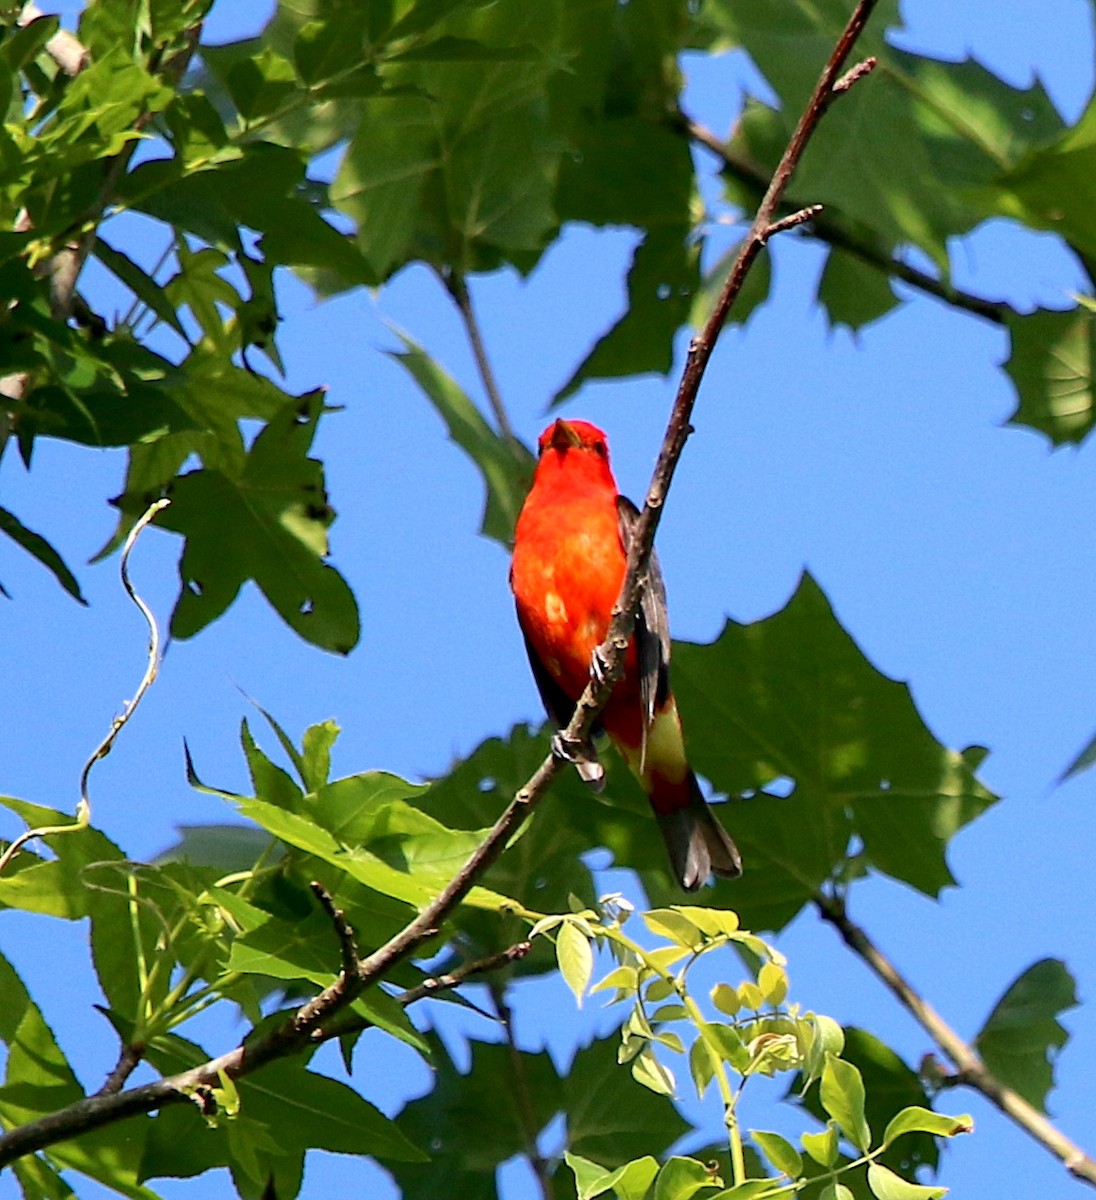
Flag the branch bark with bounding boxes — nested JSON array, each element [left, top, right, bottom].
[[0, 0, 883, 1170], [816, 893, 1096, 1188]]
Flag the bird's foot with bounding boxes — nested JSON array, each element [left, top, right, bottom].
[[550, 732, 606, 792]]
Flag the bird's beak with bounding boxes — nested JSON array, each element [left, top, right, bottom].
[[548, 420, 582, 451]]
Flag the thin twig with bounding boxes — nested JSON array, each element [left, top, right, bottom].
[[96, 1043, 146, 1098], [310, 881, 361, 982], [490, 980, 553, 1200], [816, 893, 1096, 1187], [0, 498, 169, 877], [77, 498, 170, 817], [681, 112, 1010, 326], [441, 268, 518, 444], [0, 1, 881, 1167]]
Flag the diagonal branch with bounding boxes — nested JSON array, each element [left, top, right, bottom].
[[816, 892, 1096, 1188], [0, 942, 532, 1166], [0, 0, 883, 1169]]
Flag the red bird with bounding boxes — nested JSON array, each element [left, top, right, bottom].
[[510, 418, 741, 890]]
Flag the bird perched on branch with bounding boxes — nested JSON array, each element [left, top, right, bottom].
[[510, 418, 742, 891]]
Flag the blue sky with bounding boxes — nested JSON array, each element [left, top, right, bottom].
[[2, 1, 1096, 1197]]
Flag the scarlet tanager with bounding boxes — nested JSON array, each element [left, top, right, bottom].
[[510, 418, 742, 890]]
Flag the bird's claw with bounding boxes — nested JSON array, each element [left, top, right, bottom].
[[550, 732, 606, 792], [590, 645, 611, 686], [551, 731, 586, 765]]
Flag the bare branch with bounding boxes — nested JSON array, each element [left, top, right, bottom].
[[817, 893, 1096, 1188], [96, 1043, 146, 1098], [767, 204, 824, 238], [833, 56, 877, 95], [310, 880, 361, 982]]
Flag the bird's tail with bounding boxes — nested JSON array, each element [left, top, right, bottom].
[[656, 773, 742, 892]]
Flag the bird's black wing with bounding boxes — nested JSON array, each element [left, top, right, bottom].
[[616, 495, 671, 768]]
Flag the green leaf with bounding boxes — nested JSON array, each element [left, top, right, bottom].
[[386, 328, 534, 545], [752, 1131, 802, 1178], [1005, 306, 1096, 445], [251, 1058, 425, 1161], [820, 1055, 871, 1153], [0, 506, 86, 602], [241, 719, 304, 812], [630, 1045, 676, 1097], [567, 1152, 661, 1200], [389, 1032, 561, 1199], [554, 225, 700, 404], [757, 962, 788, 1007], [158, 391, 360, 652], [1001, 94, 1096, 262], [558, 920, 595, 1006], [673, 573, 998, 929], [796, 1028, 937, 1176], [312, 771, 432, 844], [643, 908, 704, 948], [652, 1156, 723, 1200], [708, 1, 1065, 268], [566, 1035, 690, 1167], [224, 44, 298, 121], [882, 1106, 973, 1145], [301, 720, 340, 791], [0, 798, 124, 919], [866, 1162, 945, 1200], [157, 824, 274, 872], [92, 238, 187, 338], [1059, 715, 1096, 783], [975, 958, 1078, 1112], [0, 951, 156, 1196], [801, 1125, 839, 1168], [817, 246, 898, 332], [11, 1154, 76, 1200]]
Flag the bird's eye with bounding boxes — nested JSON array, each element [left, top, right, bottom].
[[593, 441, 607, 457]]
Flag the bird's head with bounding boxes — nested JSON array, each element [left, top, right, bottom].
[[537, 418, 610, 461]]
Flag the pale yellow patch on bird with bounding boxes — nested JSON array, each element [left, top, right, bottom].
[[545, 591, 569, 626], [618, 702, 689, 787]]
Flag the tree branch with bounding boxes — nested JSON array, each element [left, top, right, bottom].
[[310, 880, 361, 982], [0, 941, 532, 1166], [0, 0, 882, 1168], [816, 893, 1096, 1188], [680, 111, 1011, 326]]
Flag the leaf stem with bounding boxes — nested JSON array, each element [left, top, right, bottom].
[[440, 268, 519, 445]]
